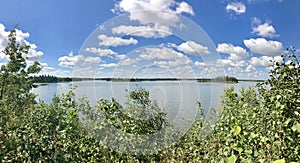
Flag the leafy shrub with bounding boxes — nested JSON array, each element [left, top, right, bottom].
[[0, 29, 41, 110]]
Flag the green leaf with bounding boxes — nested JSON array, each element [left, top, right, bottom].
[[276, 95, 282, 100], [272, 159, 285, 163], [250, 132, 257, 138], [227, 155, 237, 163], [245, 149, 252, 155], [291, 123, 300, 132], [283, 118, 292, 126], [233, 126, 241, 135], [261, 136, 268, 143]]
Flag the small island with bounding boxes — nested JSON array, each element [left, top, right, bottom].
[[197, 76, 238, 83]]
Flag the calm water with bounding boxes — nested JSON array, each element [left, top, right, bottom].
[[32, 80, 257, 120]]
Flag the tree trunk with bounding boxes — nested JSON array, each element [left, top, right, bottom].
[[0, 73, 7, 100]]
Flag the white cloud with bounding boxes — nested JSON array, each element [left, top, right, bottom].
[[194, 61, 206, 67], [139, 47, 187, 60], [98, 35, 138, 47], [248, 0, 284, 3], [25, 42, 44, 61], [177, 41, 210, 55], [0, 53, 7, 60], [112, 24, 172, 38], [226, 2, 246, 15], [153, 60, 169, 69], [217, 43, 249, 61], [216, 59, 248, 68], [117, 47, 193, 71], [119, 57, 140, 66], [245, 65, 256, 72], [236, 60, 248, 67], [58, 51, 100, 68], [116, 54, 127, 60], [252, 22, 279, 38], [250, 56, 282, 66], [39, 62, 49, 68], [0, 24, 9, 60], [85, 47, 117, 56], [217, 59, 235, 67], [251, 17, 261, 25], [168, 58, 192, 67], [175, 1, 195, 15], [244, 38, 283, 56], [38, 63, 56, 74], [98, 63, 118, 68], [113, 0, 194, 27], [0, 23, 44, 62]]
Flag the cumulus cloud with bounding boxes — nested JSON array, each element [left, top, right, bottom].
[[25, 42, 44, 61], [58, 51, 100, 68], [216, 59, 248, 67], [0, 23, 44, 62], [119, 47, 193, 70], [119, 57, 141, 66], [250, 56, 282, 66], [116, 54, 127, 60], [226, 2, 246, 15], [175, 1, 195, 15], [244, 38, 283, 55], [217, 59, 235, 67], [245, 64, 256, 72], [139, 47, 187, 60], [113, 0, 194, 27], [194, 61, 206, 67], [252, 22, 279, 38], [98, 63, 118, 68], [217, 43, 249, 61], [85, 47, 117, 56], [98, 35, 138, 47], [177, 41, 210, 55], [112, 24, 172, 38]]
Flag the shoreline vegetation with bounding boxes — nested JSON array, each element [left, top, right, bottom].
[[1, 29, 299, 162], [32, 75, 262, 84]]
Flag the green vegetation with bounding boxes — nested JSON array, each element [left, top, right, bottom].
[[31, 75, 72, 83], [213, 76, 238, 83], [0, 29, 41, 109], [197, 76, 239, 83], [1, 30, 299, 162]]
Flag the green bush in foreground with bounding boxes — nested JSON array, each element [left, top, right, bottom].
[[0, 29, 299, 162], [161, 48, 299, 162]]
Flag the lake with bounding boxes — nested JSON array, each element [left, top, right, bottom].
[[32, 80, 258, 121]]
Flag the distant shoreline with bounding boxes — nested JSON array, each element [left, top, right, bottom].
[[32, 76, 265, 84]]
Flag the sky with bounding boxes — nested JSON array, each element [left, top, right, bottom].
[[0, 0, 300, 79]]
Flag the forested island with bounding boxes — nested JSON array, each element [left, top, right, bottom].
[[197, 76, 238, 83]]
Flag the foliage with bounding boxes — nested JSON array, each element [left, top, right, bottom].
[[31, 75, 86, 83], [258, 48, 300, 161], [213, 76, 239, 83], [159, 48, 299, 162], [0, 29, 41, 109], [197, 76, 239, 83]]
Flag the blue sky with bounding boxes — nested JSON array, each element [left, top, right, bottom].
[[0, 0, 299, 79]]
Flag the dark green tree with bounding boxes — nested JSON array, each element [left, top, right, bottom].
[[0, 28, 41, 110]]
